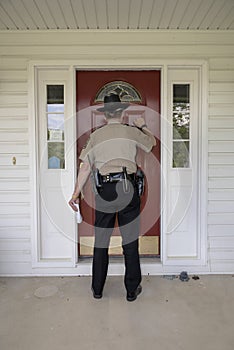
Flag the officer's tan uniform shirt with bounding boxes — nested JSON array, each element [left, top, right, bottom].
[[79, 121, 155, 175]]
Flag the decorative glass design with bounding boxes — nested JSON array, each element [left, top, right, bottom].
[[46, 85, 65, 169], [94, 81, 142, 103], [172, 84, 190, 168]]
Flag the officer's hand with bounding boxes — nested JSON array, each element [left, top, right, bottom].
[[133, 117, 146, 129], [68, 197, 79, 212]]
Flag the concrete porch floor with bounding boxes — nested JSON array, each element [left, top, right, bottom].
[[0, 275, 234, 350]]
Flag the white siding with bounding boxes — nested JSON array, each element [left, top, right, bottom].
[[0, 30, 234, 274], [0, 58, 32, 273], [208, 57, 234, 272]]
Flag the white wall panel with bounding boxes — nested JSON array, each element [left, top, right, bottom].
[[0, 226, 30, 238], [209, 153, 234, 165], [0, 70, 27, 81], [209, 117, 234, 128], [209, 130, 234, 141], [0, 93, 28, 105], [208, 201, 234, 213], [0, 55, 31, 272], [0, 192, 30, 203], [0, 117, 28, 129], [0, 251, 31, 263], [208, 55, 234, 271], [209, 92, 234, 104], [208, 213, 234, 225], [210, 83, 234, 92], [208, 189, 234, 201], [0, 82, 28, 93], [208, 224, 234, 237], [0, 131, 28, 142], [0, 178, 29, 191], [0, 58, 28, 70], [0, 142, 29, 154], [209, 141, 234, 153], [209, 178, 234, 188], [209, 105, 234, 116], [0, 203, 30, 216], [0, 238, 31, 251], [0, 107, 28, 117], [209, 165, 234, 177], [210, 70, 234, 82], [209, 58, 234, 70]]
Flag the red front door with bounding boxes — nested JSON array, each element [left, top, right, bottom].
[[76, 71, 160, 256]]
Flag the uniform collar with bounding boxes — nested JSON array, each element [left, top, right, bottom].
[[106, 119, 122, 125]]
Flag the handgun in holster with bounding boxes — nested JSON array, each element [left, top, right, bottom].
[[94, 169, 103, 189], [135, 168, 145, 196], [122, 166, 129, 193]]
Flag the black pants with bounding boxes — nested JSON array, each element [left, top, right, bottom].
[[92, 179, 142, 294]]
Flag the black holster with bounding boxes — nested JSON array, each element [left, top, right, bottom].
[[94, 169, 103, 189]]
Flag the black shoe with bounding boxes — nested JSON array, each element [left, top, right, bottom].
[[126, 285, 142, 302], [91, 287, 102, 299]]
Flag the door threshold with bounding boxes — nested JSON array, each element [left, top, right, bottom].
[[80, 236, 160, 256], [77, 256, 161, 264]]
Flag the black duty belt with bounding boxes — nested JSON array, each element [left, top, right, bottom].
[[101, 172, 135, 183]]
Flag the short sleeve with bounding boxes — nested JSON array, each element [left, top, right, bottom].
[[79, 137, 94, 163]]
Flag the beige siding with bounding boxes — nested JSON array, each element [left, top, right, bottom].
[[208, 57, 234, 272], [0, 58, 31, 272]]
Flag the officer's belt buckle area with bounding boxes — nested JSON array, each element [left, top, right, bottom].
[[102, 173, 124, 183], [101, 173, 135, 183]]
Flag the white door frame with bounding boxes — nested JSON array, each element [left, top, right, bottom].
[[29, 65, 77, 268], [29, 59, 209, 274]]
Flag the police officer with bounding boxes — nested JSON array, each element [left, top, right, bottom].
[[69, 93, 156, 301]]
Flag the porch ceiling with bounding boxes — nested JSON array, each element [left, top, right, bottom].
[[0, 0, 233, 31]]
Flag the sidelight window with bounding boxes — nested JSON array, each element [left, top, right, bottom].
[[46, 85, 65, 169], [172, 84, 190, 168]]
